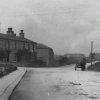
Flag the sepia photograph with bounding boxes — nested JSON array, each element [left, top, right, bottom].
[[0, 0, 100, 100]]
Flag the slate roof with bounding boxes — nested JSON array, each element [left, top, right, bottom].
[[36, 44, 52, 49], [0, 33, 37, 44]]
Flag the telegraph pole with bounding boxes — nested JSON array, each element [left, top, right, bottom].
[[0, 23, 1, 33], [91, 41, 93, 67]]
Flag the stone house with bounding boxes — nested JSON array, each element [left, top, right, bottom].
[[36, 44, 54, 66], [0, 28, 37, 64]]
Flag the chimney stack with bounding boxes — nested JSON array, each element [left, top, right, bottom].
[[19, 30, 24, 38], [7, 28, 16, 36]]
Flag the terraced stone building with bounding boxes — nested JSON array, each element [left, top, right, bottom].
[[0, 28, 54, 66], [0, 28, 37, 64], [36, 44, 54, 66]]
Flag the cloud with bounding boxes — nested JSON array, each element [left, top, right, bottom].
[[0, 0, 100, 54]]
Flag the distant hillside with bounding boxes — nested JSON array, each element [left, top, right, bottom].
[[54, 53, 86, 67], [54, 53, 85, 60], [54, 55, 64, 60], [64, 53, 85, 57]]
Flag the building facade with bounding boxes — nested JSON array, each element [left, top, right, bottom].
[[36, 44, 54, 66], [0, 28, 37, 64], [0, 28, 54, 67]]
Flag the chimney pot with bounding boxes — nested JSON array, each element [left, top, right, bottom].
[[21, 30, 23, 33], [7, 27, 15, 36], [8, 28, 12, 31], [19, 30, 25, 38]]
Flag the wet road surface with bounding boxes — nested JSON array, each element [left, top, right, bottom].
[[9, 65, 100, 100]]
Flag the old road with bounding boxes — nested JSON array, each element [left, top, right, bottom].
[[9, 64, 100, 100]]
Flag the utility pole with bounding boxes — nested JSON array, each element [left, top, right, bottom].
[[91, 41, 93, 67], [0, 23, 1, 33]]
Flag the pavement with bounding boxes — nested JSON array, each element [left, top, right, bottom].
[[0, 67, 26, 100]]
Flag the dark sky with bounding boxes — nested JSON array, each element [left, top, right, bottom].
[[0, 0, 100, 55]]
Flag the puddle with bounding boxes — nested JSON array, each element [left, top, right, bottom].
[[79, 93, 88, 96], [88, 96, 99, 99], [51, 85, 66, 92], [69, 82, 81, 85]]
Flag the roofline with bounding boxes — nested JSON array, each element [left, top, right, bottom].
[[36, 47, 52, 50], [0, 33, 37, 44]]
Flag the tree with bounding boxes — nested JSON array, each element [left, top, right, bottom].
[[59, 56, 69, 65]]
